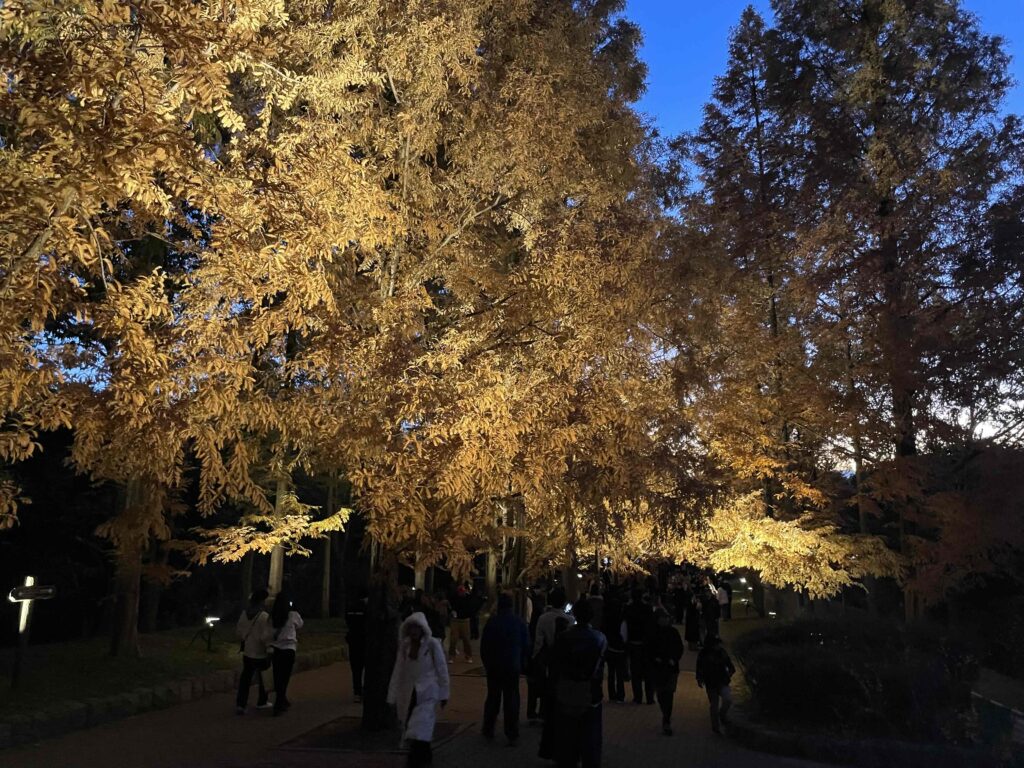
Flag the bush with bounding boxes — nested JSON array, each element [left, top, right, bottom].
[[733, 617, 979, 743]]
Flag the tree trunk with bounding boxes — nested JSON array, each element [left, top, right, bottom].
[[321, 473, 337, 617], [362, 545, 399, 731], [335, 525, 351, 617], [110, 479, 146, 657], [140, 541, 167, 633], [485, 549, 498, 605], [414, 558, 427, 591], [269, 477, 289, 595]]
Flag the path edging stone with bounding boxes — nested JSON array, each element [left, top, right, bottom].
[[0, 643, 347, 751]]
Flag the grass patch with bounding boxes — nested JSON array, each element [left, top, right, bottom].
[[0, 618, 344, 717]]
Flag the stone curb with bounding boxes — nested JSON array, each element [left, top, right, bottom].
[[0, 644, 347, 751], [728, 706, 1002, 768]]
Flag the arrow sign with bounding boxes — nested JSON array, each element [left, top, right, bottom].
[[9, 585, 56, 602]]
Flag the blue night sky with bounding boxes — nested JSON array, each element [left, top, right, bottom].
[[624, 0, 1024, 138]]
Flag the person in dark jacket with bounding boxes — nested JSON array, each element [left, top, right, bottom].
[[546, 599, 606, 768], [526, 587, 546, 720], [586, 583, 605, 632], [623, 589, 656, 704], [646, 608, 684, 735], [695, 635, 735, 734], [601, 589, 627, 703], [683, 581, 702, 650], [345, 589, 368, 701], [448, 584, 475, 662], [480, 593, 531, 744], [701, 580, 722, 642]]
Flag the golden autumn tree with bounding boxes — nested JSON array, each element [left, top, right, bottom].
[[0, 0, 310, 653]]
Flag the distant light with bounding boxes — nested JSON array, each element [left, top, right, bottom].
[[564, 602, 573, 613], [748, 586, 753, 591], [768, 611, 777, 618], [205, 616, 220, 626], [576, 573, 583, 579], [739, 577, 747, 584]]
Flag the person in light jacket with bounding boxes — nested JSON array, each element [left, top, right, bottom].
[[269, 590, 304, 716], [388, 611, 450, 767], [235, 588, 273, 714]]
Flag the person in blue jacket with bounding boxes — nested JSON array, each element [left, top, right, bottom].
[[480, 592, 531, 745]]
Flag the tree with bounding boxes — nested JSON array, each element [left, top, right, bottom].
[[770, 0, 1024, 615]]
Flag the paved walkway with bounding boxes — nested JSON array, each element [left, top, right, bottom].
[[3, 631, 829, 768]]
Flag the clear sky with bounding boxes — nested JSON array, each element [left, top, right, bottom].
[[624, 0, 1024, 138]]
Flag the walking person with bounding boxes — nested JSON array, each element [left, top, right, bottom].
[[534, 588, 574, 723], [480, 593, 530, 744], [536, 588, 575, 758], [716, 578, 731, 622], [696, 635, 736, 734], [525, 587, 547, 721], [387, 612, 450, 767], [448, 585, 474, 663], [345, 588, 368, 702], [623, 589, 655, 704], [683, 582, 701, 651], [646, 608, 683, 735], [700, 576, 721, 641], [548, 599, 606, 768], [235, 588, 272, 714], [586, 583, 605, 632], [602, 588, 627, 703], [269, 590, 303, 716]]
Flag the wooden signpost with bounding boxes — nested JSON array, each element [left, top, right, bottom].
[[7, 575, 56, 687]]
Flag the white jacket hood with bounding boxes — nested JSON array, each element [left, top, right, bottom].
[[401, 611, 433, 642]]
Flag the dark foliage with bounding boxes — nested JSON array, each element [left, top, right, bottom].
[[734, 617, 979, 744]]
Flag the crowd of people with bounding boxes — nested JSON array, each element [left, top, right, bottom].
[[233, 570, 738, 768]]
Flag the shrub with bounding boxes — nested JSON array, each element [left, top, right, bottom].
[[733, 617, 979, 743]]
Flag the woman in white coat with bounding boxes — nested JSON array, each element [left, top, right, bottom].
[[388, 611, 450, 766]]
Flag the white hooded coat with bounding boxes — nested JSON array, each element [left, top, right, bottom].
[[387, 612, 450, 743]]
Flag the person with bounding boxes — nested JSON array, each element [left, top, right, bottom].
[[695, 635, 735, 734], [269, 590, 303, 715], [468, 583, 485, 641], [701, 578, 722, 641], [433, 590, 451, 646], [235, 588, 272, 714], [547, 599, 606, 768], [646, 608, 684, 735], [412, 590, 445, 642], [721, 579, 733, 621], [586, 583, 605, 632], [480, 592, 530, 744], [387, 612, 451, 767], [532, 589, 573, 720], [526, 587, 547, 721], [622, 589, 655, 704], [448, 585, 474, 663], [345, 588, 368, 702], [717, 579, 731, 622], [601, 588, 627, 704], [683, 581, 702, 651]]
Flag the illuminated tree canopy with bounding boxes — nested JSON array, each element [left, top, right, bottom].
[[2, 0, 1022, 641]]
